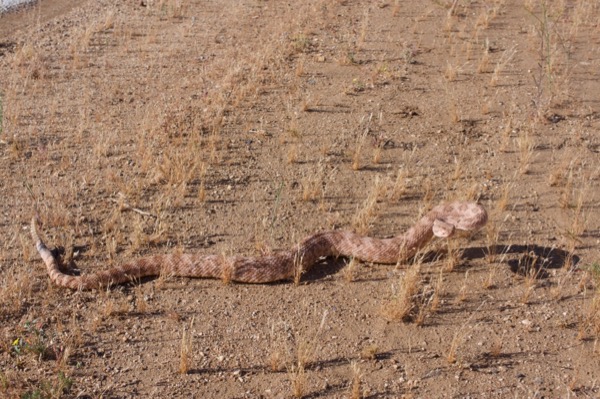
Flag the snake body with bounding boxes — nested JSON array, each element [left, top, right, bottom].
[[30, 201, 487, 290]]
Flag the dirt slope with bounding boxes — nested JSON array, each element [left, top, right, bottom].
[[1, 1, 599, 398]]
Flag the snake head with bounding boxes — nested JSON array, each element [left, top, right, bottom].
[[433, 219, 455, 238], [432, 202, 488, 238]]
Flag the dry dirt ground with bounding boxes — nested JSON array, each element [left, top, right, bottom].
[[1, 0, 600, 398]]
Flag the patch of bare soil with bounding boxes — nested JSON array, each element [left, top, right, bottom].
[[1, 0, 599, 398]]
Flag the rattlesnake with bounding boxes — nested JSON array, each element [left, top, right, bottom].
[[30, 201, 487, 290]]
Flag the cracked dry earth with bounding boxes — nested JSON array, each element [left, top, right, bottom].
[[1, 0, 600, 398]]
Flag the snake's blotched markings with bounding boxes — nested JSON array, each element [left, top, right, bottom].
[[31, 201, 487, 290]]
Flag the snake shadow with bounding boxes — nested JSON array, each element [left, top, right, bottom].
[[303, 243, 579, 282], [302, 258, 348, 282], [187, 350, 395, 375], [462, 244, 580, 278]]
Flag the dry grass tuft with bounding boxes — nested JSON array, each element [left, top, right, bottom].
[[455, 271, 470, 304], [484, 217, 500, 265], [288, 362, 307, 398], [179, 317, 194, 374], [360, 343, 379, 361], [519, 254, 542, 304], [295, 310, 328, 369], [389, 168, 409, 201], [577, 269, 600, 343], [496, 181, 512, 212], [443, 238, 463, 272], [563, 186, 587, 269], [351, 113, 377, 171], [381, 263, 422, 322], [548, 157, 571, 188], [429, 270, 444, 313], [489, 45, 517, 87], [284, 310, 329, 396], [515, 127, 536, 175], [477, 40, 491, 73], [300, 163, 325, 202], [343, 257, 360, 283], [444, 61, 458, 82], [101, 292, 130, 318], [489, 332, 504, 357], [268, 348, 286, 373], [352, 177, 383, 234], [293, 251, 304, 286], [349, 361, 363, 399], [134, 283, 149, 313], [221, 253, 234, 285], [287, 144, 299, 164], [447, 301, 486, 364], [352, 131, 368, 171], [267, 322, 290, 373]]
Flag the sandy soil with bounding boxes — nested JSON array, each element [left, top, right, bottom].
[[1, 0, 599, 398]]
